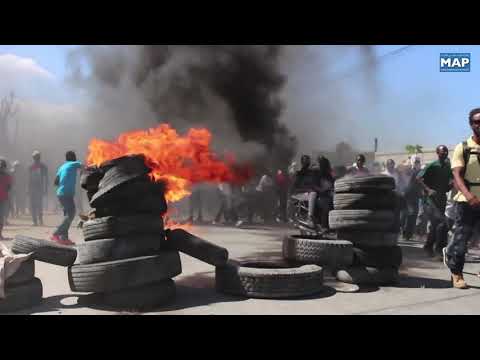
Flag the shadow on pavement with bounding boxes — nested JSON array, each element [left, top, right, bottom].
[[357, 286, 381, 293], [75, 271, 248, 313], [11, 295, 86, 315], [394, 275, 452, 289]]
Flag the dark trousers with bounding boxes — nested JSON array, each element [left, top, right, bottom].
[[215, 194, 237, 223], [446, 202, 480, 275], [416, 198, 429, 236], [189, 190, 203, 221], [11, 191, 26, 217], [30, 192, 44, 225], [424, 196, 448, 254], [403, 195, 420, 240], [54, 196, 76, 239], [276, 190, 288, 222]]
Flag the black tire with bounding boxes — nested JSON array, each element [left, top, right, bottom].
[[353, 246, 403, 268], [11, 236, 77, 267], [76, 236, 167, 265], [329, 210, 395, 231], [282, 235, 353, 268], [335, 176, 395, 194], [91, 280, 176, 310], [7, 260, 35, 286], [336, 266, 400, 285], [337, 231, 399, 247], [216, 260, 324, 299], [333, 192, 396, 210], [91, 180, 167, 214], [165, 229, 229, 267], [90, 166, 150, 208], [68, 253, 182, 293], [80, 166, 105, 192], [99, 155, 149, 172], [0, 278, 43, 313], [83, 215, 165, 242]]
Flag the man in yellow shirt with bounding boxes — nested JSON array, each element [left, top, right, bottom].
[[444, 108, 480, 289]]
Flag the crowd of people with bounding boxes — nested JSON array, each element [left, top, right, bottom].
[[2, 108, 480, 290], [0, 150, 83, 245]]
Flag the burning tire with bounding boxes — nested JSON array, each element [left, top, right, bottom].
[[329, 210, 395, 232], [76, 236, 167, 265], [68, 253, 182, 293], [99, 155, 149, 173], [282, 235, 353, 268], [336, 266, 400, 286], [337, 231, 399, 247], [83, 215, 165, 242], [0, 278, 43, 313], [335, 176, 395, 194], [83, 280, 176, 310], [91, 180, 167, 215], [11, 236, 77, 267], [81, 166, 105, 192], [352, 246, 403, 268], [165, 229, 229, 267], [7, 260, 35, 287], [215, 260, 324, 299], [333, 192, 396, 211], [90, 166, 150, 208]]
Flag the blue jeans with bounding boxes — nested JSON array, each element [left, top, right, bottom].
[[446, 202, 480, 275], [54, 196, 76, 240]]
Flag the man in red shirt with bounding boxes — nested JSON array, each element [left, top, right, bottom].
[[0, 159, 12, 240]]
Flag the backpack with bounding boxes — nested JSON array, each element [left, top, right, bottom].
[[461, 141, 480, 188]]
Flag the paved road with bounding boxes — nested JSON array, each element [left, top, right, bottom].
[[3, 214, 480, 315]]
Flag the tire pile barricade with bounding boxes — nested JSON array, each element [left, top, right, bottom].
[[329, 175, 403, 285]]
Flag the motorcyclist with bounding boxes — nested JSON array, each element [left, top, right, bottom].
[[290, 155, 331, 230]]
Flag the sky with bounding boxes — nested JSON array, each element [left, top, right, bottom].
[[0, 44, 478, 154]]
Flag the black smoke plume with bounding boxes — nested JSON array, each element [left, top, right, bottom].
[[67, 45, 297, 172]]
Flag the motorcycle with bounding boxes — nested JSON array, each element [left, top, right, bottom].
[[288, 191, 334, 237]]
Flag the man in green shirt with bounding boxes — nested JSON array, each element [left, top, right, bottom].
[[417, 145, 454, 258]]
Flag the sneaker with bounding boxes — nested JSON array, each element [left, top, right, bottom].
[[62, 239, 76, 246], [236, 220, 244, 228], [50, 235, 63, 244]]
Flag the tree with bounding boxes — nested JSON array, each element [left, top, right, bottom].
[[0, 92, 20, 153], [405, 144, 423, 155]]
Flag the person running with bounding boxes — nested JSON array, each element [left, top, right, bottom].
[[402, 156, 423, 241], [444, 108, 480, 289], [0, 159, 12, 240], [417, 145, 453, 258], [52, 151, 82, 246]]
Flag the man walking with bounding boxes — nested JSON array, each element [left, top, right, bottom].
[[28, 151, 48, 226], [402, 156, 423, 241], [0, 159, 12, 240], [347, 154, 370, 177], [52, 151, 82, 246], [10, 161, 27, 218], [444, 108, 480, 289], [417, 145, 453, 258]]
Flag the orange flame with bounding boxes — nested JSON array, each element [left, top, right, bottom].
[[87, 124, 253, 203]]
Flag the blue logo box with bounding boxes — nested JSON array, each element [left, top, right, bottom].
[[440, 53, 471, 72]]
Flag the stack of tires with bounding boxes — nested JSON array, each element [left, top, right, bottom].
[[6, 235, 78, 313], [69, 155, 182, 310], [329, 176, 402, 286]]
